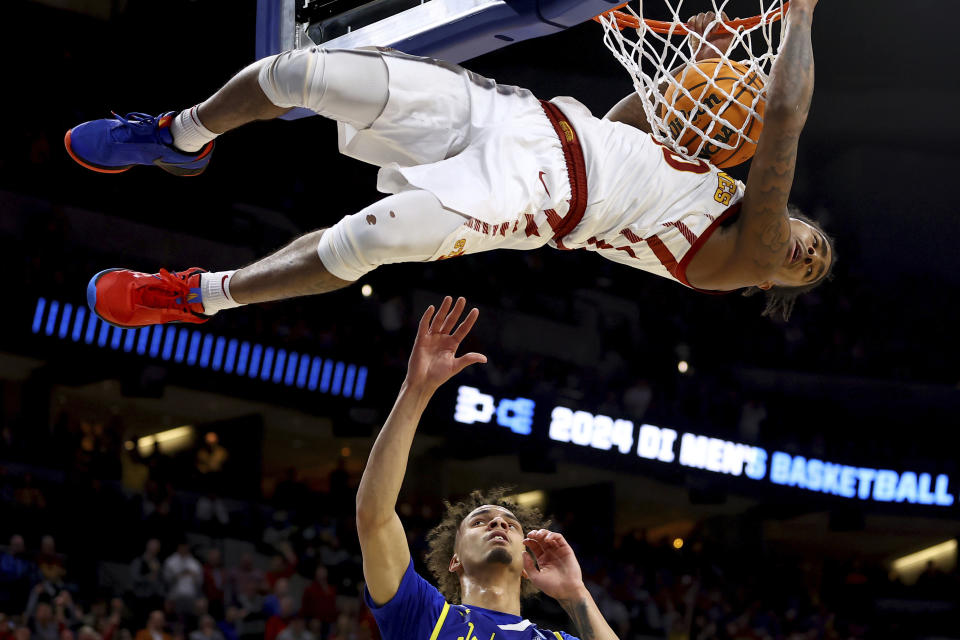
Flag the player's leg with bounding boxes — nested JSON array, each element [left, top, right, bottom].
[[65, 48, 389, 175], [87, 190, 469, 327], [191, 48, 390, 144]]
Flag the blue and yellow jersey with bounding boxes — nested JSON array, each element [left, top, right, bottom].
[[364, 560, 580, 640]]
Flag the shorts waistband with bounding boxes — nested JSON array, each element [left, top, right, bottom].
[[539, 100, 588, 242]]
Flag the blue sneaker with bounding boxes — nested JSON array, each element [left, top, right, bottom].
[[64, 111, 214, 176]]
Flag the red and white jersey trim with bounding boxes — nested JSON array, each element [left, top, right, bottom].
[[547, 97, 746, 292]]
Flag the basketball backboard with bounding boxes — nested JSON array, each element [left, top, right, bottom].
[[256, 0, 624, 118]]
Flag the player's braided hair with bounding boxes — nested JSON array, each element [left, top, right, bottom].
[[424, 487, 550, 603], [742, 207, 836, 321]]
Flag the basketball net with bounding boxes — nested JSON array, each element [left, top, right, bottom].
[[598, 0, 787, 163]]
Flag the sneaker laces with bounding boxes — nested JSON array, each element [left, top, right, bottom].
[[111, 111, 158, 126], [109, 111, 173, 145], [139, 269, 198, 313]]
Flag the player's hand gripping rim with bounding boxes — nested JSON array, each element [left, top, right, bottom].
[[687, 11, 736, 63], [404, 296, 487, 394]]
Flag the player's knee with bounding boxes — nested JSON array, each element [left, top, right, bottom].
[[316, 213, 397, 282], [257, 48, 388, 126], [317, 192, 458, 281], [257, 48, 324, 109]]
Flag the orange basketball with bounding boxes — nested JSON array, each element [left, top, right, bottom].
[[660, 58, 765, 168]]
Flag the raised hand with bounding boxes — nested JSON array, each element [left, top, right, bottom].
[[522, 529, 585, 601], [405, 296, 487, 394]]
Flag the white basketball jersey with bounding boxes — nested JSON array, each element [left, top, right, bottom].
[[551, 97, 746, 290]]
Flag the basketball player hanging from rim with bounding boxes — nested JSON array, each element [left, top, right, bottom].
[[66, 0, 831, 327]]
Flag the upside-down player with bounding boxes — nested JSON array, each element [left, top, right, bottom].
[[357, 295, 617, 640], [67, 0, 830, 324]]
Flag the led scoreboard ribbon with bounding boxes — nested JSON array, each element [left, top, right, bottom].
[[30, 297, 368, 399], [453, 385, 955, 508]]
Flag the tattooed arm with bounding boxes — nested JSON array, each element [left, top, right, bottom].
[[523, 530, 620, 640], [732, 0, 818, 279]]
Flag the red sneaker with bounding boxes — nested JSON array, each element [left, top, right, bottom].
[[87, 267, 210, 328]]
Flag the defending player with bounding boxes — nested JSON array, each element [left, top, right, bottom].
[[67, 0, 830, 323], [356, 294, 617, 640]]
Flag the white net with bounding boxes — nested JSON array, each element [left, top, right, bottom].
[[598, 0, 788, 167]]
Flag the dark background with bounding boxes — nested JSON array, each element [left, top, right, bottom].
[[1, 1, 959, 639]]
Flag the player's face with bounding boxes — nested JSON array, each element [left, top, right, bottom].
[[451, 505, 526, 577], [768, 218, 832, 288]]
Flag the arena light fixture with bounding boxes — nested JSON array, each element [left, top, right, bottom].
[[509, 490, 546, 509], [892, 539, 957, 572], [30, 297, 368, 400], [137, 425, 194, 456]]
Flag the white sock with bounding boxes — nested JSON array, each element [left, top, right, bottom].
[[200, 271, 243, 315], [170, 105, 218, 153]]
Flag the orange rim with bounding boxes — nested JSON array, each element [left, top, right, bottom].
[[594, 2, 789, 34]]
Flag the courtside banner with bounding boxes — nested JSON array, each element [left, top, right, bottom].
[[450, 384, 956, 509]]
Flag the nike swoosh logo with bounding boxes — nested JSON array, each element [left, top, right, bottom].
[[538, 171, 550, 197]]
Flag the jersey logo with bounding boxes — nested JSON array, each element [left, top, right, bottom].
[[438, 238, 467, 260], [456, 621, 495, 640], [713, 172, 737, 205], [538, 171, 550, 196]]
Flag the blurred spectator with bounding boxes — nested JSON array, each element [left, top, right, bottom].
[[226, 554, 264, 607], [300, 567, 336, 640], [262, 514, 294, 558], [0, 535, 35, 613], [195, 434, 228, 477], [139, 483, 180, 547], [265, 597, 296, 640], [317, 540, 347, 578], [187, 616, 222, 640], [134, 611, 170, 640], [35, 537, 66, 589], [14, 475, 46, 510], [264, 546, 297, 591], [200, 550, 225, 619], [327, 613, 354, 640], [129, 540, 165, 618], [276, 618, 313, 640], [194, 496, 229, 538], [51, 593, 79, 634], [216, 607, 245, 640], [262, 579, 289, 619], [76, 628, 101, 640], [26, 601, 58, 640], [162, 544, 201, 616]]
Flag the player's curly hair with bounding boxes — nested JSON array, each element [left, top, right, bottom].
[[741, 207, 836, 321], [424, 487, 550, 604]]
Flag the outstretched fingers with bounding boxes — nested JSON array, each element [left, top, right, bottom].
[[452, 307, 480, 342], [418, 305, 436, 337], [439, 296, 467, 335], [428, 296, 454, 334]]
